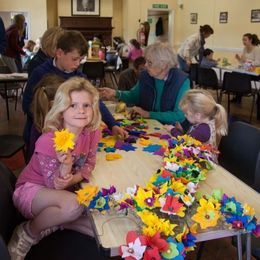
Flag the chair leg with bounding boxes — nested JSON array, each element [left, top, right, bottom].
[[112, 72, 118, 87], [249, 94, 256, 123], [15, 89, 18, 111], [227, 93, 230, 115]]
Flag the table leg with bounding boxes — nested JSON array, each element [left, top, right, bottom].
[[257, 92, 260, 120], [246, 233, 251, 260], [237, 233, 243, 260], [4, 83, 9, 120]]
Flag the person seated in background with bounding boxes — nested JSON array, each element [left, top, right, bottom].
[[233, 33, 260, 103], [22, 40, 36, 71], [165, 89, 228, 148], [99, 42, 190, 125], [118, 56, 146, 91], [128, 39, 143, 62], [27, 27, 65, 76], [32, 37, 41, 53], [235, 33, 260, 67], [28, 74, 65, 160], [200, 48, 220, 68]]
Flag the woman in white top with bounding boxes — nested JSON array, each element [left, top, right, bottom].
[[177, 24, 214, 72], [235, 33, 260, 66]]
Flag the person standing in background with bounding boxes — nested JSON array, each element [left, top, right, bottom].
[[0, 17, 7, 57], [1, 14, 26, 72], [177, 24, 214, 72]]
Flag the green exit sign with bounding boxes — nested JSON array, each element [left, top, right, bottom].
[[152, 4, 168, 9]]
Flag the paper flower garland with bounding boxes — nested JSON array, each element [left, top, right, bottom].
[[76, 125, 258, 259], [53, 129, 75, 152]]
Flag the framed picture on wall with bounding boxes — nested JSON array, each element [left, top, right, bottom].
[[251, 9, 260, 22], [190, 13, 198, 24], [71, 0, 100, 16], [219, 12, 228, 23]]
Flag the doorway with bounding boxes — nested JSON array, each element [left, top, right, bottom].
[[147, 9, 173, 46]]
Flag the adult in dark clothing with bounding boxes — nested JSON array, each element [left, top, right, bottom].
[[118, 56, 146, 91], [99, 42, 190, 124], [27, 26, 64, 76], [0, 17, 7, 55], [23, 30, 127, 156], [2, 14, 25, 72]]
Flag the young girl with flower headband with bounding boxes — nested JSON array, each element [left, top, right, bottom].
[[165, 89, 228, 147], [8, 77, 101, 259]]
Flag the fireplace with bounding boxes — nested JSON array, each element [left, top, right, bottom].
[[59, 16, 113, 46]]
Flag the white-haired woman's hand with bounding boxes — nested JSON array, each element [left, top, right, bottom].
[[98, 87, 116, 100], [132, 106, 150, 118]]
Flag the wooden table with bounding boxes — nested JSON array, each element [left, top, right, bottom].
[[0, 73, 28, 120], [88, 119, 260, 258]]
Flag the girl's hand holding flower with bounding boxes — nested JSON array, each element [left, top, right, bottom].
[[57, 151, 73, 179]]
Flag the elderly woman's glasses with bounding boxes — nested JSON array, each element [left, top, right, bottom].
[[145, 59, 153, 67]]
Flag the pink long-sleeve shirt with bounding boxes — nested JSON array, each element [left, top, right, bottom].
[[16, 128, 101, 189]]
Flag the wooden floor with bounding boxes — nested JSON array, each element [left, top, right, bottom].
[[0, 88, 259, 260]]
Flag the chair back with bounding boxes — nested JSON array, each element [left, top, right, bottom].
[[82, 61, 105, 80], [189, 63, 199, 86], [218, 121, 260, 192], [0, 162, 22, 243], [198, 67, 219, 89], [0, 66, 11, 74], [222, 71, 252, 94]]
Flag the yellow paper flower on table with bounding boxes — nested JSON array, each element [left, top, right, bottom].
[[76, 185, 99, 206], [191, 198, 220, 229], [53, 129, 75, 152]]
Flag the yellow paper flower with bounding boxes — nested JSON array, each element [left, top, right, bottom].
[[53, 129, 75, 152], [76, 185, 99, 206], [134, 187, 155, 209], [191, 198, 220, 229]]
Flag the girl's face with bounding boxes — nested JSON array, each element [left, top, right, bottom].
[[63, 90, 93, 134], [242, 36, 252, 47]]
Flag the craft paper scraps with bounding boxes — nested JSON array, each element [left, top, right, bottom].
[[106, 153, 122, 161], [143, 144, 162, 153]]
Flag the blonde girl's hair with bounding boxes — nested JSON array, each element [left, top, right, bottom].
[[43, 77, 101, 132], [144, 41, 178, 70], [31, 74, 65, 133], [180, 89, 228, 136]]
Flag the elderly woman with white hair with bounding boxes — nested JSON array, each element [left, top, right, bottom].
[[99, 42, 190, 124]]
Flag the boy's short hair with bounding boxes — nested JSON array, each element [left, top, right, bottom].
[[56, 30, 88, 56], [203, 48, 214, 57], [133, 56, 146, 70]]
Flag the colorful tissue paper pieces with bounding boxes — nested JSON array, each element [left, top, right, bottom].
[[106, 153, 122, 161]]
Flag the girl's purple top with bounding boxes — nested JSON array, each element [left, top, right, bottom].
[[16, 128, 101, 189], [171, 123, 211, 143], [128, 48, 143, 62]]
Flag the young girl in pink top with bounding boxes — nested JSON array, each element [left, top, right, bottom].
[[128, 39, 143, 62], [8, 77, 102, 259]]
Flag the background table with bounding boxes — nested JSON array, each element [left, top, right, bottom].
[[0, 73, 28, 120]]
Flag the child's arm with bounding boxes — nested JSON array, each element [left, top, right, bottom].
[[189, 123, 211, 143], [164, 122, 184, 137], [76, 129, 102, 181]]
